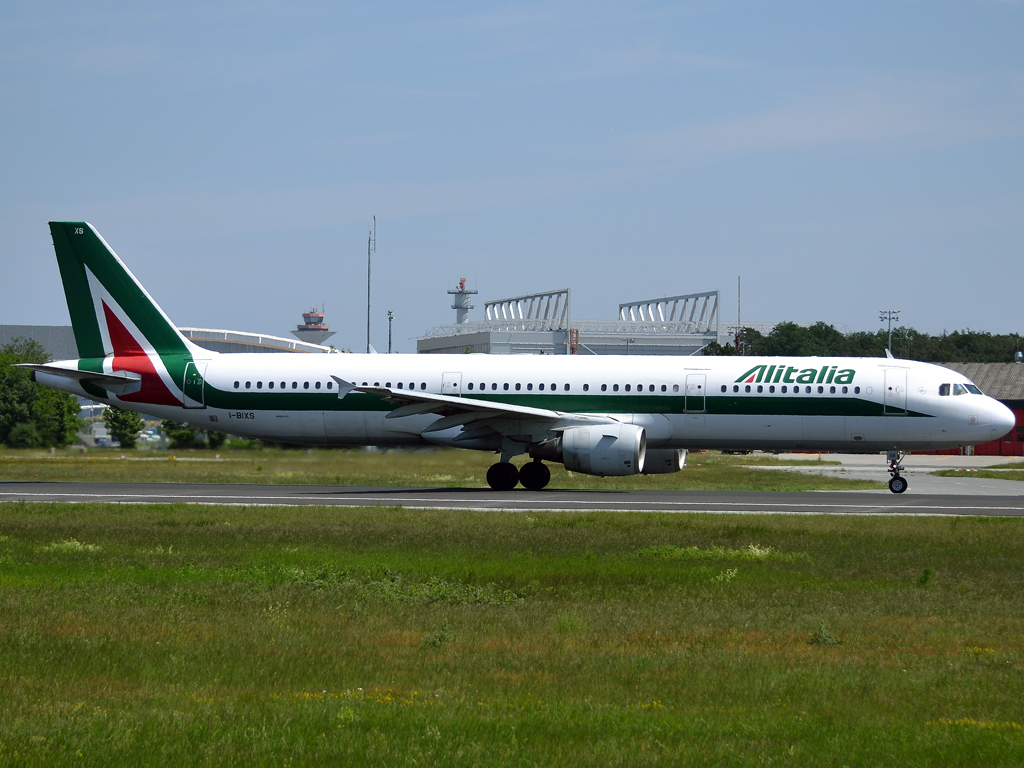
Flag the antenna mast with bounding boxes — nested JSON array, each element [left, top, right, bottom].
[[366, 215, 375, 353]]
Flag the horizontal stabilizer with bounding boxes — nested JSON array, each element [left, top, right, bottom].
[[16, 363, 142, 395]]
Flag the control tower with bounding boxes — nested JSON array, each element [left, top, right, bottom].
[[448, 278, 477, 325], [291, 306, 336, 345]]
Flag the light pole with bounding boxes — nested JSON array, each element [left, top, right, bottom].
[[879, 310, 900, 354], [387, 310, 394, 354]]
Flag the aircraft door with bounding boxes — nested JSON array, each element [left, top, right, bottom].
[[182, 362, 207, 409], [883, 369, 907, 415], [442, 372, 462, 397], [684, 374, 706, 413]]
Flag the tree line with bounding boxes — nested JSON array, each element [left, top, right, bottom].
[[705, 323, 1024, 362]]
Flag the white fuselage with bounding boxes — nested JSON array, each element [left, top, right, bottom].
[[41, 353, 1016, 453]]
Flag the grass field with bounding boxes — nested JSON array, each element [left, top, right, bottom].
[[936, 468, 1024, 482], [0, 447, 881, 492], [1, 502, 1023, 765]]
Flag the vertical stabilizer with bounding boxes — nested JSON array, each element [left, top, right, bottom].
[[48, 222, 206, 406], [49, 222, 201, 359]]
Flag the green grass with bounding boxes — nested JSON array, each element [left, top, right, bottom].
[[935, 469, 1024, 482], [1, 503, 1023, 765], [0, 447, 880, 491]]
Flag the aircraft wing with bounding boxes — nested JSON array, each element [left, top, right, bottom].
[[331, 376, 563, 434], [16, 363, 142, 395]]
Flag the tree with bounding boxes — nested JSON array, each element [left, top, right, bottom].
[[161, 420, 202, 449], [0, 337, 81, 447], [104, 407, 146, 449]]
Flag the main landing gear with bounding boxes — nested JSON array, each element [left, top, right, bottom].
[[887, 450, 908, 494], [486, 460, 551, 491]]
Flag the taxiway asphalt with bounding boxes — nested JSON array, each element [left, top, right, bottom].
[[2, 481, 1023, 516]]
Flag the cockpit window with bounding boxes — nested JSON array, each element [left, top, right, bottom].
[[965, 384, 983, 395], [938, 383, 950, 396], [953, 383, 968, 396]]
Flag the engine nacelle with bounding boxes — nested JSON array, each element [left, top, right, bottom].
[[531, 424, 646, 476], [641, 448, 687, 474]]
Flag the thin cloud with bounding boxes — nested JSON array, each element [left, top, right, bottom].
[[634, 83, 1021, 165]]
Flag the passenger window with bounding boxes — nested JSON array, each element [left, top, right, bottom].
[[625, 384, 631, 392], [515, 383, 521, 391], [491, 383, 497, 390], [817, 386, 823, 394], [744, 385, 751, 393], [953, 383, 968, 396], [938, 383, 950, 396], [672, 385, 679, 392], [781, 385, 787, 393], [601, 384, 607, 392], [854, 386, 860, 394], [613, 384, 619, 392], [327, 381, 333, 390], [374, 382, 379, 387], [256, 381, 263, 389], [504, 383, 510, 391], [829, 386, 835, 394], [245, 381, 251, 389], [527, 383, 533, 391], [550, 383, 556, 390], [805, 386, 811, 394], [564, 383, 570, 391], [304, 382, 310, 390], [757, 385, 763, 393], [316, 381, 322, 389], [733, 385, 739, 393], [295, 382, 300, 389], [421, 383, 426, 390], [649, 385, 655, 392], [281, 382, 286, 389], [467, 383, 473, 390], [721, 385, 727, 393], [234, 381, 239, 389], [583, 384, 589, 392], [842, 386, 848, 394], [268, 381, 275, 389], [398, 382, 405, 389], [385, 382, 390, 388], [538, 383, 544, 391], [769, 385, 775, 393]]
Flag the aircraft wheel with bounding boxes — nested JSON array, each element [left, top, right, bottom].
[[888, 475, 908, 494], [486, 462, 519, 491], [519, 461, 551, 491]]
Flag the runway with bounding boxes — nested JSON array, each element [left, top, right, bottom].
[[2, 481, 1024, 516]]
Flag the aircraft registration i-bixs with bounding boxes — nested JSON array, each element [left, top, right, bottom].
[[21, 223, 1016, 494]]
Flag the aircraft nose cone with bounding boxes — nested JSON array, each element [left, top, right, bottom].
[[993, 401, 1016, 438]]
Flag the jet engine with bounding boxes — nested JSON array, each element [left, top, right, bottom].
[[641, 448, 687, 474], [530, 424, 646, 476]]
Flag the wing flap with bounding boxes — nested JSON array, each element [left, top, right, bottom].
[[332, 377, 561, 422]]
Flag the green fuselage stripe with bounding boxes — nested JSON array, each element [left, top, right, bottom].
[[202, 387, 931, 419]]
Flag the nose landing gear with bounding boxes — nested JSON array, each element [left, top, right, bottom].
[[887, 450, 908, 494]]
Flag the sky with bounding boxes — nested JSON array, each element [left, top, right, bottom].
[[1, 1, 1022, 353]]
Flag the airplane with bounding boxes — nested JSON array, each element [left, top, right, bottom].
[[20, 222, 1016, 494]]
